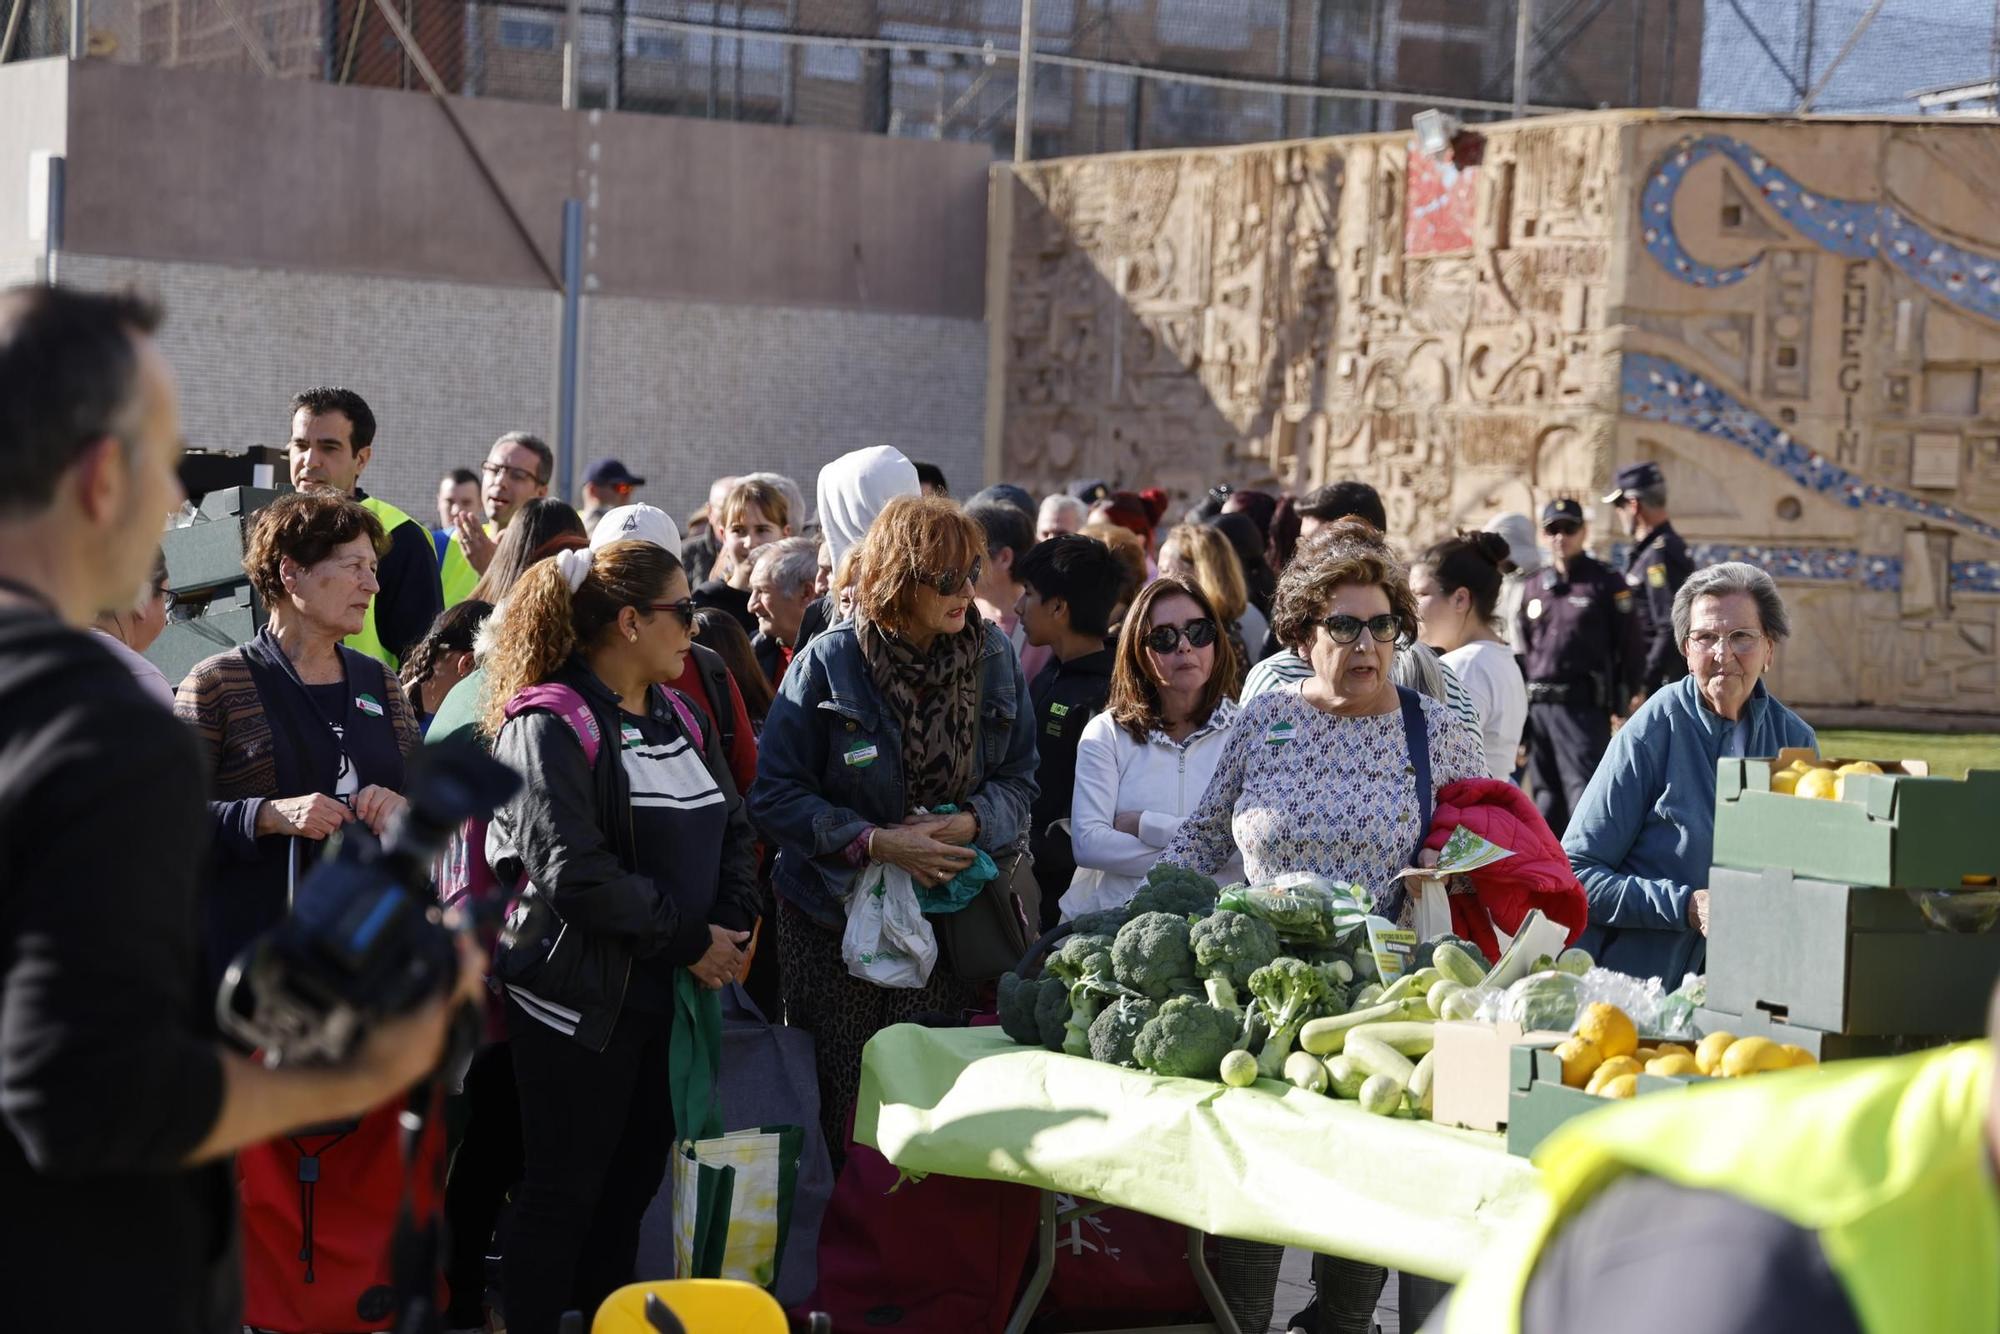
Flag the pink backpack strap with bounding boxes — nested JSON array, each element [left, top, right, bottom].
[[655, 685, 706, 754], [504, 683, 602, 767]]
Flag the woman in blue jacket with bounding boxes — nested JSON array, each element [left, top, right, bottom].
[[750, 495, 1038, 1163], [1564, 562, 1816, 982]]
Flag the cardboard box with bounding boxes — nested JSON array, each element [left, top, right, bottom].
[[162, 487, 291, 596], [1693, 1006, 1954, 1062], [1505, 1041, 1708, 1158], [1707, 865, 2000, 1036], [1714, 749, 2000, 889], [145, 586, 265, 687], [1431, 1020, 1569, 1132]]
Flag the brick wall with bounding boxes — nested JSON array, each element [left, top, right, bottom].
[[59, 254, 988, 525]]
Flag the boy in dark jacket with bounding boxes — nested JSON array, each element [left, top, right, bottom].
[[1015, 535, 1125, 929]]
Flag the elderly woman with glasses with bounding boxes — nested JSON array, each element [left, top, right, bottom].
[[1159, 521, 1486, 1333], [749, 495, 1039, 1163], [1564, 561, 1816, 985]]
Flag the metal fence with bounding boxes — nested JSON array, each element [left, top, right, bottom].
[[9, 0, 2000, 156]]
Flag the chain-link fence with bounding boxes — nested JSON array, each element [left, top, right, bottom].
[[9, 0, 2000, 154]]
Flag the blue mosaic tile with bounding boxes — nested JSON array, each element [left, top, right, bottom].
[[1621, 352, 2000, 546], [1641, 134, 2000, 325], [1951, 560, 2000, 594]]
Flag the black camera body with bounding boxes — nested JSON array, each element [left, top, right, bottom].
[[218, 742, 519, 1066]]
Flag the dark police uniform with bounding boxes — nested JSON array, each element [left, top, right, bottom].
[[1517, 503, 1643, 836], [1606, 463, 1697, 699]]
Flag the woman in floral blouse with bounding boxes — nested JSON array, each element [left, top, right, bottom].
[[1161, 517, 1483, 1334]]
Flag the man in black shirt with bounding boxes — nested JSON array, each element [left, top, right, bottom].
[[0, 286, 471, 1334], [1015, 534, 1124, 929], [288, 386, 444, 668]]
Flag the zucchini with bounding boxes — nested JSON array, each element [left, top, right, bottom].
[[1431, 941, 1488, 989], [1351, 982, 1384, 1008], [1284, 1050, 1329, 1093], [1358, 1073, 1404, 1116], [1377, 971, 1423, 1006], [1407, 1050, 1437, 1118], [1341, 1020, 1436, 1057], [1219, 1049, 1258, 1088], [1346, 1032, 1417, 1086], [1299, 997, 1432, 1055], [1322, 1054, 1367, 1099], [1427, 979, 1465, 1018]]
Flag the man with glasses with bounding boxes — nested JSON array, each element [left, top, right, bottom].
[[451, 432, 553, 582], [1516, 498, 1643, 836], [287, 387, 443, 668], [1606, 461, 1695, 709]]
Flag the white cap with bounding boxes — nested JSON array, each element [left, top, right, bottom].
[[591, 503, 682, 555], [817, 446, 920, 566], [1485, 511, 1545, 574]]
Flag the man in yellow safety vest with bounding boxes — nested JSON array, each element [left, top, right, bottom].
[[287, 387, 442, 669], [1435, 991, 2000, 1333], [439, 431, 552, 607]]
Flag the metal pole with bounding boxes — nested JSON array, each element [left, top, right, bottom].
[[1, 0, 28, 64], [556, 198, 583, 505], [1513, 0, 1533, 116], [1274, 0, 1292, 136], [68, 0, 82, 58], [41, 154, 64, 287], [1795, 0, 1886, 113], [561, 0, 579, 108], [1014, 0, 1034, 163], [1304, 0, 1327, 136]]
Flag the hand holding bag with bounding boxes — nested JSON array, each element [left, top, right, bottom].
[[840, 862, 938, 988]]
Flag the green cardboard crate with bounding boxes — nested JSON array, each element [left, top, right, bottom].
[[145, 585, 265, 688], [1707, 865, 2000, 1037], [1714, 749, 2000, 889], [1505, 1041, 1706, 1159], [162, 487, 290, 596], [1692, 1006, 1954, 1062]]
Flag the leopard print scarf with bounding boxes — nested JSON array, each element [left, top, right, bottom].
[[858, 611, 984, 813]]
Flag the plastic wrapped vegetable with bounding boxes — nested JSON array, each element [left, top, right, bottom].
[[1500, 970, 1583, 1032], [1216, 874, 1372, 946]]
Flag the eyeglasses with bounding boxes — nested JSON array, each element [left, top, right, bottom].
[[646, 598, 697, 629], [1686, 629, 1765, 657], [1319, 613, 1402, 645], [1543, 521, 1581, 537], [482, 461, 546, 487], [918, 556, 982, 596], [1143, 618, 1219, 654]]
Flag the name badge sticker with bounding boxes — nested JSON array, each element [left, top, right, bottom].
[[1264, 720, 1297, 749], [844, 742, 880, 768], [620, 724, 644, 749], [355, 693, 384, 717]]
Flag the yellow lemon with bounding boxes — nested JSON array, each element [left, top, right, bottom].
[[1554, 1037, 1604, 1089], [1634, 1046, 1660, 1063], [1586, 1055, 1644, 1095], [1695, 1031, 1736, 1075], [1837, 761, 1885, 776], [1769, 770, 1801, 795], [1646, 1052, 1700, 1077], [1652, 1041, 1693, 1060], [1576, 1003, 1639, 1061], [1787, 758, 1815, 773], [1778, 1044, 1818, 1069], [1796, 768, 1841, 801], [1598, 1073, 1640, 1099], [1720, 1036, 1790, 1077]]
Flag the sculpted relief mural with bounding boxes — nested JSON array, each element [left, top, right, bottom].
[[989, 114, 2000, 715]]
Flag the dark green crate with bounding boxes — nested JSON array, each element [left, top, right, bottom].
[[162, 487, 290, 595], [1506, 1042, 1711, 1158], [1707, 866, 2000, 1037], [145, 586, 265, 688], [1714, 754, 2000, 889], [1692, 1007, 1954, 1062]]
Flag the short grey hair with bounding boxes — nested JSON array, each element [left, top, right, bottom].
[[1039, 494, 1087, 529], [751, 535, 820, 598], [1633, 483, 1669, 510], [1672, 561, 1790, 643]]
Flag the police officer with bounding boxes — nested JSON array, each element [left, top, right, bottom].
[[1606, 461, 1696, 711], [1516, 499, 1642, 836]]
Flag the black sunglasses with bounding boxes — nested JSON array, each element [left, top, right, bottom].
[[1543, 520, 1581, 536], [1319, 613, 1401, 645], [918, 556, 982, 597], [646, 598, 697, 629], [1143, 618, 1219, 653]]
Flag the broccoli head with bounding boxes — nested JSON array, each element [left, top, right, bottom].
[[1066, 906, 1132, 940], [1132, 995, 1240, 1081], [1188, 910, 1281, 1014], [1087, 995, 1158, 1067], [1034, 975, 1071, 1052], [996, 972, 1042, 1047], [1044, 933, 1131, 1057], [1127, 864, 1220, 921], [1246, 956, 1330, 1079], [1110, 911, 1199, 1001]]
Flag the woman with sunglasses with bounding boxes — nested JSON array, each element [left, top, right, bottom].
[[481, 539, 760, 1334], [1160, 519, 1484, 1334], [750, 495, 1038, 1164], [1062, 577, 1242, 918]]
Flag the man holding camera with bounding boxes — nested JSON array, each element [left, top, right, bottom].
[[0, 286, 475, 1334]]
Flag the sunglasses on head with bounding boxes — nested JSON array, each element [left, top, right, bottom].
[[918, 556, 982, 597], [1143, 618, 1219, 653], [1319, 612, 1402, 645]]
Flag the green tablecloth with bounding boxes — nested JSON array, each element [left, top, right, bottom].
[[855, 1025, 1542, 1282]]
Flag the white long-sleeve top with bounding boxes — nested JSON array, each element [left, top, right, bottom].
[[1061, 697, 1243, 918]]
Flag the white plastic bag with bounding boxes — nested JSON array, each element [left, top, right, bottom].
[[841, 862, 938, 988]]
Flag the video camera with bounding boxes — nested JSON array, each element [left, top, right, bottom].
[[217, 741, 520, 1066]]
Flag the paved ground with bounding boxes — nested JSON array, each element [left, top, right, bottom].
[[1265, 1249, 1404, 1334]]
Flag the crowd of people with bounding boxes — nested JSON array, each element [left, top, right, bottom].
[[2, 283, 1845, 1334]]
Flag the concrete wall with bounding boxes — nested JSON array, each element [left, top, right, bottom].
[[0, 59, 991, 522]]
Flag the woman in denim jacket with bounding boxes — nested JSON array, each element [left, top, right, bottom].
[[750, 496, 1039, 1161]]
